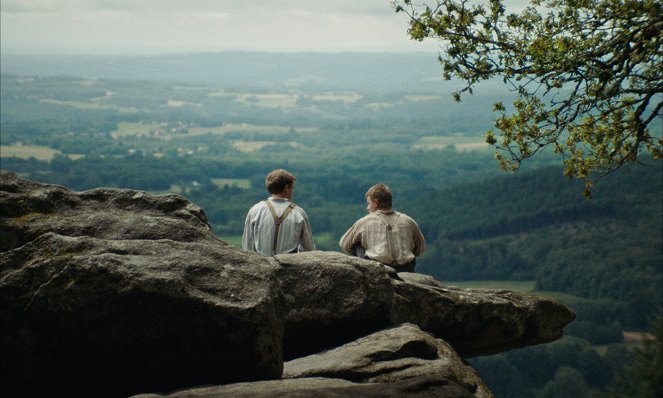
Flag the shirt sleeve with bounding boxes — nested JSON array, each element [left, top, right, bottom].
[[411, 219, 426, 256], [339, 220, 362, 254], [298, 212, 316, 252], [241, 209, 255, 251]]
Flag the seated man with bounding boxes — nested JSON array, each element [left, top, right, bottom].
[[339, 183, 425, 272], [242, 169, 315, 256]]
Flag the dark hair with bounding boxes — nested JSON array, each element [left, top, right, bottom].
[[365, 183, 392, 210], [265, 169, 296, 194]]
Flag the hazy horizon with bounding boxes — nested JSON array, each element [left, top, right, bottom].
[[1, 0, 440, 56]]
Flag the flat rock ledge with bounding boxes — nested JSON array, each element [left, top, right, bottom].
[[274, 251, 576, 358]]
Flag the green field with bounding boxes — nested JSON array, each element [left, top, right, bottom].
[[411, 135, 489, 152], [445, 280, 589, 305], [111, 122, 162, 138], [1, 145, 61, 161], [171, 123, 318, 138], [445, 280, 536, 292], [41, 98, 136, 113], [218, 235, 242, 248]]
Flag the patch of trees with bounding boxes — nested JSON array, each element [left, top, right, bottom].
[[470, 335, 632, 398]]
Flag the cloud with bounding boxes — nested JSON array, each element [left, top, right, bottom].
[[0, 0, 433, 54], [1, 0, 399, 16]]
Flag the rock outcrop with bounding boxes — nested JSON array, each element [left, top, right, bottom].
[[132, 375, 476, 398], [0, 171, 284, 397], [283, 323, 492, 398], [0, 170, 575, 397], [274, 252, 575, 358]]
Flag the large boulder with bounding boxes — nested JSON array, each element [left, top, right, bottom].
[[273, 252, 576, 358], [0, 170, 214, 252], [0, 171, 283, 397], [392, 273, 575, 356], [131, 324, 491, 398], [131, 376, 475, 398], [283, 323, 493, 398], [273, 251, 396, 358]]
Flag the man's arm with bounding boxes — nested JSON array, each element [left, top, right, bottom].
[[411, 219, 426, 257], [241, 211, 254, 251], [339, 221, 362, 254], [299, 214, 316, 252]]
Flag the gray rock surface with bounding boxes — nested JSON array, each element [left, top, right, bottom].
[[0, 170, 213, 252], [274, 252, 576, 358], [0, 171, 283, 397], [283, 323, 493, 398], [392, 272, 575, 356], [1, 170, 575, 397], [273, 251, 396, 358], [131, 376, 476, 398]]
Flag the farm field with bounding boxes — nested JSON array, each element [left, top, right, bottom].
[[411, 135, 489, 152], [0, 145, 76, 161], [211, 178, 251, 189]]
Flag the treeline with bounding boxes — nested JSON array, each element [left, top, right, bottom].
[[471, 312, 663, 398], [411, 164, 662, 331], [470, 335, 633, 398]]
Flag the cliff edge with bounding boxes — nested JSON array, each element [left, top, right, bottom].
[[0, 170, 575, 397]]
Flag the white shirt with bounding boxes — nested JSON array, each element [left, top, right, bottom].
[[339, 210, 426, 265], [242, 197, 316, 256]]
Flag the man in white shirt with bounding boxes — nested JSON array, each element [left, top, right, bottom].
[[339, 183, 425, 272], [242, 169, 315, 256]]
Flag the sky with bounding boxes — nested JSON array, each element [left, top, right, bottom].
[[1, 0, 448, 55]]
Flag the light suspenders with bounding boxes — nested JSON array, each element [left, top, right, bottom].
[[375, 212, 401, 265], [264, 200, 296, 255]]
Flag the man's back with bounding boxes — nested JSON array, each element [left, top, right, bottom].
[[340, 210, 425, 267], [339, 183, 425, 272], [242, 198, 315, 256]]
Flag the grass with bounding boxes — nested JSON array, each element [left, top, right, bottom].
[[314, 232, 340, 251], [445, 280, 537, 292], [218, 235, 242, 248], [445, 280, 594, 307], [40, 99, 136, 113], [311, 93, 363, 103], [231, 140, 302, 152], [111, 122, 162, 138], [188, 123, 317, 137], [1, 145, 61, 161], [112, 122, 319, 139], [235, 93, 299, 109], [411, 135, 488, 152]]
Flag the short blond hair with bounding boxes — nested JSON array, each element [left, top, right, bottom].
[[365, 183, 392, 210], [265, 169, 296, 194]]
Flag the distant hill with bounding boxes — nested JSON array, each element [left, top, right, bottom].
[[1, 52, 450, 92]]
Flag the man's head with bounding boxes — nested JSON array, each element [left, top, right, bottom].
[[365, 183, 392, 212], [266, 169, 296, 199]]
